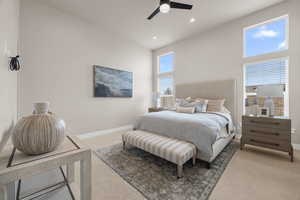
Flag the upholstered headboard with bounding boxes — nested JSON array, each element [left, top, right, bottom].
[[176, 79, 237, 123]]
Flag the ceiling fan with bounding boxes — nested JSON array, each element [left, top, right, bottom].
[[147, 0, 193, 20]]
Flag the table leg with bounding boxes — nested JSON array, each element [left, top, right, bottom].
[[3, 182, 15, 200], [67, 163, 75, 183], [80, 151, 92, 200], [0, 186, 6, 200]]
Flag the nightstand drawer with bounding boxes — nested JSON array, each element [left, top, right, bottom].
[[246, 127, 290, 142], [243, 117, 291, 130], [244, 137, 290, 152]]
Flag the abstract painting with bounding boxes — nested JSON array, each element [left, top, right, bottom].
[[94, 65, 133, 97]]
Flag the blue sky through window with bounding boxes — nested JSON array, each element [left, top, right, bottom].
[[159, 53, 174, 95], [159, 53, 174, 73], [159, 77, 173, 95], [245, 17, 287, 57]]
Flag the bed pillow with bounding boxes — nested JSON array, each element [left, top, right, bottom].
[[196, 98, 225, 112], [207, 99, 225, 112], [222, 106, 231, 114], [176, 106, 195, 114]]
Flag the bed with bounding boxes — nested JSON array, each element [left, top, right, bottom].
[[134, 79, 237, 164]]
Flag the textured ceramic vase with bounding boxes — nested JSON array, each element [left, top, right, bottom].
[[12, 102, 66, 155]]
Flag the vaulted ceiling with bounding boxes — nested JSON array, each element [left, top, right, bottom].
[[41, 0, 286, 49]]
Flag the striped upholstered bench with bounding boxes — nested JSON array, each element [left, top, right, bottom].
[[122, 130, 197, 178]]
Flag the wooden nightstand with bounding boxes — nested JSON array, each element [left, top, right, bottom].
[[148, 107, 163, 113], [241, 115, 293, 162]]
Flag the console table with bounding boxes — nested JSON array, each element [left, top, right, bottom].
[[0, 136, 92, 200]]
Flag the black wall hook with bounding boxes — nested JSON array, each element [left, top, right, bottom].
[[9, 55, 21, 71]]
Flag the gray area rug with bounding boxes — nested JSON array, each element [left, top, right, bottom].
[[95, 141, 239, 200]]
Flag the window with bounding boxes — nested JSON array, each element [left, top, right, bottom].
[[158, 53, 174, 96], [243, 15, 289, 117], [244, 15, 288, 57], [244, 58, 289, 117]]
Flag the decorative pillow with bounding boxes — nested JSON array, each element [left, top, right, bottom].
[[176, 97, 193, 107], [180, 101, 195, 107], [185, 97, 193, 102], [194, 99, 208, 113], [196, 98, 225, 112], [176, 98, 208, 113], [176, 106, 195, 114]]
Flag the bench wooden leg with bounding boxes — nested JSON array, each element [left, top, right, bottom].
[[177, 164, 183, 178], [205, 162, 211, 169], [192, 154, 196, 166], [123, 140, 126, 150]]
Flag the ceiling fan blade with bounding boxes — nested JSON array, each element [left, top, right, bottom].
[[147, 7, 160, 20], [170, 2, 193, 10]]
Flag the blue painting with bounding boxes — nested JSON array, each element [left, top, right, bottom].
[[94, 65, 133, 97]]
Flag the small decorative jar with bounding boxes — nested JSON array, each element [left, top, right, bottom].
[[12, 102, 66, 155]]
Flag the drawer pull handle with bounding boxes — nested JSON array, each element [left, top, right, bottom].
[[250, 130, 279, 136], [250, 139, 279, 147], [250, 120, 280, 125]]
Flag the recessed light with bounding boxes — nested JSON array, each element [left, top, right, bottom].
[[189, 18, 196, 23], [153, 36, 157, 40]]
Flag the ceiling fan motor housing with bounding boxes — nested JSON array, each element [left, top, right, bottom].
[[160, 0, 170, 5], [147, 0, 193, 20]]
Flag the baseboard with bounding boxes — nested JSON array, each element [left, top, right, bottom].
[[78, 126, 300, 150], [293, 144, 300, 151], [78, 125, 133, 139]]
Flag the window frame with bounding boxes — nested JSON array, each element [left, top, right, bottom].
[[157, 52, 175, 96], [243, 15, 289, 58], [242, 56, 290, 117]]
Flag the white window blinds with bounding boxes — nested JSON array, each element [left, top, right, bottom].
[[245, 58, 288, 86]]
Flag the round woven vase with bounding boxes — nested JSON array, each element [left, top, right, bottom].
[[12, 102, 66, 155]]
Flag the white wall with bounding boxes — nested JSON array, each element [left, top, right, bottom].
[[153, 0, 300, 144], [0, 0, 19, 136], [20, 0, 152, 134]]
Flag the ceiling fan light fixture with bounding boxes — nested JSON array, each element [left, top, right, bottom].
[[160, 3, 170, 13]]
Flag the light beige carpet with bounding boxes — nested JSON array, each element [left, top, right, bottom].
[[80, 132, 300, 200], [23, 131, 300, 200]]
